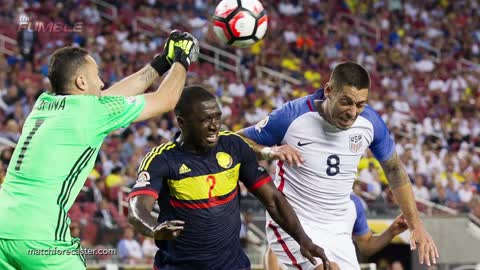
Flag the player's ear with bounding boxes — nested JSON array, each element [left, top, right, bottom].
[[324, 82, 331, 98], [74, 75, 87, 92]]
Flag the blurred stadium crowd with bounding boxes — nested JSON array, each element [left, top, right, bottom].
[[0, 0, 480, 266]]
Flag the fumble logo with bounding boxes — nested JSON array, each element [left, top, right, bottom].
[[18, 15, 83, 32], [216, 152, 233, 169], [349, 134, 363, 153], [133, 171, 150, 188]]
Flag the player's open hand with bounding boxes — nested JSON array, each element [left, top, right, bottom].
[[299, 240, 331, 270], [152, 220, 185, 240], [388, 214, 408, 236], [409, 224, 439, 266], [269, 144, 304, 167]]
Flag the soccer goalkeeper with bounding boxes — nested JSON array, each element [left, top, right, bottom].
[[0, 30, 199, 270]]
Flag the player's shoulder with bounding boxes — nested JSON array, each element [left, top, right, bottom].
[[358, 105, 387, 130], [275, 89, 322, 118], [350, 193, 366, 214], [138, 141, 177, 171], [359, 105, 382, 122], [219, 130, 251, 146]]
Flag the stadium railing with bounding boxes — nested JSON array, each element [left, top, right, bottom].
[[92, 0, 118, 21], [0, 137, 16, 152], [0, 34, 16, 56], [334, 13, 381, 43], [256, 66, 302, 85], [415, 197, 459, 216]]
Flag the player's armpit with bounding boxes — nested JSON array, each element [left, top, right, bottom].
[[379, 152, 409, 190], [128, 194, 159, 238]]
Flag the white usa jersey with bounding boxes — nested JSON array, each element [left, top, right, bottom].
[[244, 89, 395, 230]]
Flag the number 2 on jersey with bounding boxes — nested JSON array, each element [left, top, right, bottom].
[[326, 154, 340, 176], [206, 175, 217, 199]]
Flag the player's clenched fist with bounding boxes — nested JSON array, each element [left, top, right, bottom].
[[164, 30, 199, 70], [150, 30, 200, 75]]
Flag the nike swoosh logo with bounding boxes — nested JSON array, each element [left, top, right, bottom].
[[297, 141, 315, 147]]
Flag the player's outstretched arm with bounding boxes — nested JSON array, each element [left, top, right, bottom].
[[237, 130, 304, 166], [102, 65, 160, 97], [252, 181, 331, 269], [128, 195, 184, 240], [102, 30, 193, 97], [133, 31, 199, 122], [354, 214, 408, 257], [380, 152, 439, 266]]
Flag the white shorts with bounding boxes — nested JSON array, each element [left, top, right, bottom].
[[266, 201, 360, 270]]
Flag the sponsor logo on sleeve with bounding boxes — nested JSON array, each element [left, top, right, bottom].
[[133, 171, 150, 188]]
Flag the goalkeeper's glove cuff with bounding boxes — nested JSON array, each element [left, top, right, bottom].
[[150, 54, 171, 76]]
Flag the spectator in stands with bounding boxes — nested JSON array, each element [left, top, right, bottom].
[[105, 166, 126, 188], [103, 152, 124, 176], [118, 227, 143, 265], [431, 184, 447, 206], [17, 26, 38, 64], [439, 161, 465, 187], [94, 199, 120, 244], [0, 119, 21, 143], [412, 174, 430, 201], [459, 180, 475, 208], [0, 147, 13, 167], [141, 237, 157, 264], [239, 211, 261, 251], [358, 162, 382, 197], [85, 179, 106, 205], [445, 179, 461, 209]]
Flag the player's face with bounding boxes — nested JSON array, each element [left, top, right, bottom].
[[82, 55, 104, 97], [326, 84, 368, 129], [186, 99, 222, 149]]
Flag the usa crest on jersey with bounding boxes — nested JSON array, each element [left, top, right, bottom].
[[349, 134, 363, 153]]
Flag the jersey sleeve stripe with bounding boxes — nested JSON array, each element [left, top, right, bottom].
[[306, 99, 314, 112], [144, 143, 176, 170], [267, 222, 303, 270], [128, 189, 159, 200], [138, 144, 164, 172], [139, 142, 176, 171], [277, 161, 286, 192], [248, 175, 272, 191]]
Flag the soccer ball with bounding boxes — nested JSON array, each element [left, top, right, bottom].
[[212, 0, 268, 48]]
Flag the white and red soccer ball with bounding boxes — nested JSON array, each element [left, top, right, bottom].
[[213, 0, 268, 48]]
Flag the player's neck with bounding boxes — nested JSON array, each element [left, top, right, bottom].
[[178, 138, 209, 155], [315, 99, 335, 126]]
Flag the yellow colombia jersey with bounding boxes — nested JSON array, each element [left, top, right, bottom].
[[128, 131, 271, 270]]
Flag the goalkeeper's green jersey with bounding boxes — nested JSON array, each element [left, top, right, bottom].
[[0, 92, 145, 241]]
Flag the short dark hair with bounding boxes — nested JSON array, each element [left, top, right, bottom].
[[48, 46, 89, 95], [174, 85, 216, 117], [329, 62, 370, 92]]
